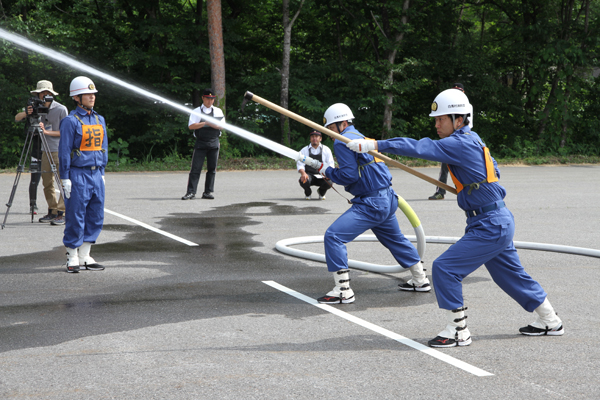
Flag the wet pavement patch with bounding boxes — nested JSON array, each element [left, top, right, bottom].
[[0, 202, 336, 353]]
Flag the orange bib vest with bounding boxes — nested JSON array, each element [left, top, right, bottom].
[[447, 140, 498, 195], [74, 114, 105, 152]]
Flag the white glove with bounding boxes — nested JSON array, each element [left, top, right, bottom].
[[102, 175, 105, 185], [296, 151, 308, 163], [61, 179, 72, 199], [346, 139, 377, 153], [296, 151, 324, 173], [305, 157, 324, 172]]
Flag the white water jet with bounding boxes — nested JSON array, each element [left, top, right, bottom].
[[0, 28, 298, 160]]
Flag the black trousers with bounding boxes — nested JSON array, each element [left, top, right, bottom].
[[29, 138, 42, 205], [299, 174, 330, 197], [435, 162, 449, 196], [186, 142, 219, 195]]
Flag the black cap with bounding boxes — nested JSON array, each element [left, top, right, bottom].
[[309, 130, 321, 136], [202, 88, 216, 98], [452, 83, 465, 92]]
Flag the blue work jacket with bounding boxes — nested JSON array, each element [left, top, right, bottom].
[[59, 106, 108, 179], [377, 126, 506, 211], [325, 126, 393, 198]]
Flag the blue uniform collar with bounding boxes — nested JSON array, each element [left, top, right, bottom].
[[341, 125, 363, 137], [452, 125, 472, 136], [75, 106, 96, 117]]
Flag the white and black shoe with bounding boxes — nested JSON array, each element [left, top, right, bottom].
[[317, 292, 355, 304], [318, 270, 355, 304], [519, 324, 564, 336], [398, 281, 431, 292], [79, 263, 105, 271], [77, 243, 105, 271], [520, 298, 564, 336], [66, 265, 80, 273], [428, 335, 472, 348], [399, 262, 431, 292], [428, 307, 472, 348]]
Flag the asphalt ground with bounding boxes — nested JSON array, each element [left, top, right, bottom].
[[0, 164, 599, 399]]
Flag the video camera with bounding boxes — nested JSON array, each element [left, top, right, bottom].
[[27, 95, 53, 116]]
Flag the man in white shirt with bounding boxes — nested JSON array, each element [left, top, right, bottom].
[[182, 88, 225, 200], [296, 130, 335, 200]]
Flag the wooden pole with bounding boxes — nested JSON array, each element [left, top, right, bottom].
[[243, 91, 457, 195]]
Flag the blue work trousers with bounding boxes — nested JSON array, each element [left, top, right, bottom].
[[324, 188, 421, 272], [63, 167, 105, 249], [432, 208, 546, 312]]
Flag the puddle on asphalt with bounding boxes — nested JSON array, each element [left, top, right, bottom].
[[0, 201, 441, 353]]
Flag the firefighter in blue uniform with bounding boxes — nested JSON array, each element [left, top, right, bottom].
[[297, 103, 430, 304], [59, 76, 108, 273], [346, 89, 564, 347]]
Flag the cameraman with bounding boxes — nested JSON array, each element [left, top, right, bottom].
[[15, 101, 42, 215], [15, 80, 68, 224]]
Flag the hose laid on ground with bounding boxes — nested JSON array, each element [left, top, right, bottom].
[[275, 194, 426, 274], [276, 235, 600, 274]]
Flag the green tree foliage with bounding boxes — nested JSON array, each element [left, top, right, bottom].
[[1, 0, 599, 169]]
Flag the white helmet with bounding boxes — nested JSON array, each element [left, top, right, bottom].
[[429, 89, 471, 118], [323, 103, 355, 127], [467, 103, 474, 128], [70, 76, 98, 97]]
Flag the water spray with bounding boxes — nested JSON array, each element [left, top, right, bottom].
[[0, 28, 297, 160]]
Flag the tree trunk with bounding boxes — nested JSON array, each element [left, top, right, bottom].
[[560, 75, 572, 148], [207, 0, 226, 111], [382, 0, 409, 139], [536, 68, 561, 140], [280, 0, 306, 146], [193, 0, 204, 108]]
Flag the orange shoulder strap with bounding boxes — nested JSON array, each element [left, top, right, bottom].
[[447, 145, 498, 195], [447, 165, 464, 193]]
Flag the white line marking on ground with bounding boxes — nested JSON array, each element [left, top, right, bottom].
[[105, 208, 199, 246], [263, 280, 494, 377]]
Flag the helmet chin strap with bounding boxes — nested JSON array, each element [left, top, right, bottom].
[[79, 101, 93, 112], [451, 115, 465, 131], [75, 95, 93, 112]]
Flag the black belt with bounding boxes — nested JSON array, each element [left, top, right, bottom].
[[465, 200, 505, 217], [73, 165, 99, 170]]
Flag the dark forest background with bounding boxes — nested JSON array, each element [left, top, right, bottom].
[[1, 0, 599, 168]]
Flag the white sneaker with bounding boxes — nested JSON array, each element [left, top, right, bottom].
[[399, 262, 431, 292], [519, 324, 564, 336], [398, 280, 431, 292], [519, 298, 563, 336], [318, 194, 326, 200], [305, 195, 311, 200], [317, 291, 355, 304], [428, 307, 472, 347]]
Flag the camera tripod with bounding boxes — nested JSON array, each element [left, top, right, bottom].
[[2, 115, 64, 229]]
